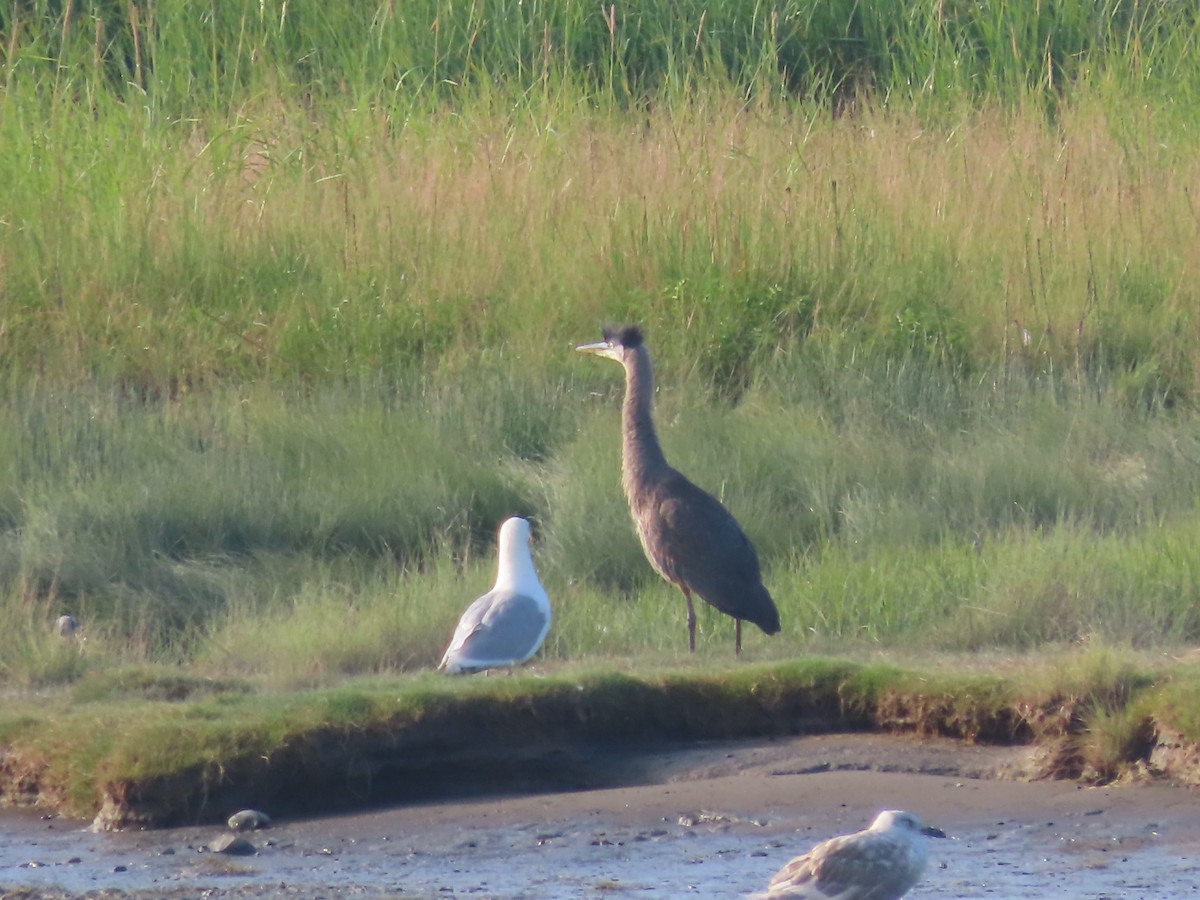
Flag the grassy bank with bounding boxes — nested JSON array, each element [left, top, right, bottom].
[[1, 648, 1196, 827]]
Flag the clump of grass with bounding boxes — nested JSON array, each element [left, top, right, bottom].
[[538, 410, 650, 594], [1148, 667, 1200, 744], [1004, 644, 1163, 779], [874, 671, 1023, 743], [10, 1, 1200, 114], [0, 658, 886, 823], [1, 87, 1199, 393], [1, 380, 548, 672], [1078, 703, 1157, 782], [9, 350, 1200, 683]]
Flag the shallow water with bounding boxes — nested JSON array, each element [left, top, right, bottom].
[[2, 738, 1198, 898]]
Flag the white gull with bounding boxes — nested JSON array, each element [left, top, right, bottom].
[[438, 517, 551, 675]]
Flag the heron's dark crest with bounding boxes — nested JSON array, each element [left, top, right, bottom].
[[603, 324, 644, 348]]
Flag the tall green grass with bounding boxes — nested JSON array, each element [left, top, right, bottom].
[[5, 2, 1200, 687], [6, 1, 1198, 109], [4, 97, 1200, 394], [3, 2, 1200, 394]]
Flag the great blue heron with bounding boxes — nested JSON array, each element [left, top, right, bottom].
[[576, 325, 781, 654], [751, 810, 946, 900], [56, 614, 78, 638], [439, 517, 552, 674]]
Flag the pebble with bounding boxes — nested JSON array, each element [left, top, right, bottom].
[[208, 834, 257, 855], [228, 809, 272, 832]]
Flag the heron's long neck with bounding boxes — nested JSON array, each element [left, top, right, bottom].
[[621, 346, 669, 498]]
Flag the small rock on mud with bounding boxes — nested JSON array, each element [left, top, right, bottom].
[[228, 809, 272, 831], [208, 833, 257, 855]]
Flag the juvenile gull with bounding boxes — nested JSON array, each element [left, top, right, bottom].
[[438, 517, 552, 675], [750, 809, 945, 900]]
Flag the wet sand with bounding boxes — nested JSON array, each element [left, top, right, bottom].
[[2, 734, 1198, 898]]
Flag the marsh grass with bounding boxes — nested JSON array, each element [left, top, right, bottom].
[[6, 362, 1200, 686], [3, 85, 1200, 392], [200, 553, 475, 689]]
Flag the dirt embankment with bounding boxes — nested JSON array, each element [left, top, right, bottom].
[[3, 721, 1197, 835]]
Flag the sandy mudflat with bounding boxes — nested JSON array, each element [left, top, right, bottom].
[[2, 733, 1198, 898]]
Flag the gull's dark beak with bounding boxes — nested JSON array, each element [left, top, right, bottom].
[[921, 825, 948, 839]]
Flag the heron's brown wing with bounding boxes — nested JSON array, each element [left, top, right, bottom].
[[637, 470, 778, 631]]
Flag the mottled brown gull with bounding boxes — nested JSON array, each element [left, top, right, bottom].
[[749, 809, 945, 900]]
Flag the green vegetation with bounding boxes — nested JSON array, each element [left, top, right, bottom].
[[4, 1, 1200, 814]]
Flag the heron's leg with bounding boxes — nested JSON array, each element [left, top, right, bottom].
[[735, 618, 742, 655], [681, 586, 697, 652]]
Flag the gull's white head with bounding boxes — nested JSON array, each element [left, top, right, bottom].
[[872, 810, 920, 833], [498, 516, 532, 548]]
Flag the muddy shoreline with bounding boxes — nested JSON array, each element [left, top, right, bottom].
[[3, 733, 1199, 899]]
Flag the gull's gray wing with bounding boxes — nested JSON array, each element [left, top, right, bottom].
[[441, 588, 550, 671]]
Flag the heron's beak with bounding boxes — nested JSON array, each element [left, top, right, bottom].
[[921, 825, 948, 839], [575, 340, 618, 359]]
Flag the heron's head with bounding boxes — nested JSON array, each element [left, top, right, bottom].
[[575, 324, 644, 363], [870, 810, 946, 838]]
